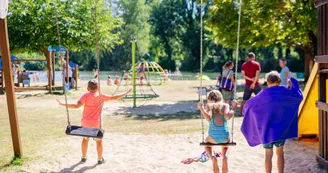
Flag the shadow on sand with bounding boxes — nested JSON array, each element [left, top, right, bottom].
[[51, 162, 98, 173]]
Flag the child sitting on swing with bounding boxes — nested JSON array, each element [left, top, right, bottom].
[[57, 79, 131, 164], [198, 90, 237, 173]]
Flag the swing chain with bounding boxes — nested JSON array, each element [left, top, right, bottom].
[[54, 0, 70, 126]]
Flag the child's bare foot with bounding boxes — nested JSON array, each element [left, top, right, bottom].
[[212, 157, 220, 173], [222, 156, 228, 173]]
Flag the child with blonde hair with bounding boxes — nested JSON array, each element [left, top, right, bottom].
[[198, 90, 237, 173]]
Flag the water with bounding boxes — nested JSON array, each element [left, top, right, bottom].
[[27, 70, 281, 83]]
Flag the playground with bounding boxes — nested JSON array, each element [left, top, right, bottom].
[[1, 0, 328, 173], [0, 79, 325, 173]]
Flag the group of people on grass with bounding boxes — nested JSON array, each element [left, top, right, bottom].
[[56, 52, 302, 173]]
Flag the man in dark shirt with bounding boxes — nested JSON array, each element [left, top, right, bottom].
[[240, 52, 262, 115]]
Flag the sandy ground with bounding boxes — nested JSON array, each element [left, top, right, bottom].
[[15, 124, 324, 173], [0, 80, 326, 173]]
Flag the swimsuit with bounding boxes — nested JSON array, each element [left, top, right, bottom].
[[208, 114, 230, 143]]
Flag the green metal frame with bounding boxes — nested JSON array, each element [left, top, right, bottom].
[[131, 39, 137, 108]]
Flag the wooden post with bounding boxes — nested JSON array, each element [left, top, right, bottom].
[[66, 50, 69, 85], [0, 18, 23, 157], [46, 51, 52, 93], [75, 65, 78, 90], [52, 52, 55, 86]]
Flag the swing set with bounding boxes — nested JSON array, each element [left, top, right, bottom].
[[198, 0, 242, 147], [60, 0, 105, 139]]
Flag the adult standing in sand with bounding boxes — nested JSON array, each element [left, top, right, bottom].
[[279, 58, 290, 88], [240, 52, 261, 116]]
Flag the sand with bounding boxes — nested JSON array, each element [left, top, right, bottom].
[[1, 80, 326, 173], [19, 126, 324, 173]]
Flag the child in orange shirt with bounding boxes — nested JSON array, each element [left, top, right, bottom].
[[57, 79, 131, 164]]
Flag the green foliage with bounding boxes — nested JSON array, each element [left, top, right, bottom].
[[207, 0, 317, 49], [10, 156, 24, 166], [23, 62, 47, 71], [7, 0, 123, 54], [5, 0, 316, 73], [105, 0, 152, 70]]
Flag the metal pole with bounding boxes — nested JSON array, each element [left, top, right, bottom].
[[131, 38, 137, 108], [0, 18, 23, 157]]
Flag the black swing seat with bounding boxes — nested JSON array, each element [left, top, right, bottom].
[[200, 142, 237, 146], [66, 125, 104, 138]]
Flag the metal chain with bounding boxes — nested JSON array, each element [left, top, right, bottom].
[[54, 0, 70, 126], [94, 0, 102, 129], [231, 0, 243, 143], [200, 0, 205, 143]]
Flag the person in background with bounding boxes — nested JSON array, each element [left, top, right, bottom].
[[114, 76, 120, 85], [279, 58, 290, 88], [13, 64, 20, 85], [240, 52, 261, 116], [93, 68, 98, 79], [107, 75, 113, 86], [220, 61, 235, 105]]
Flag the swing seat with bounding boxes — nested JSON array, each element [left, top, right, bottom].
[[66, 125, 104, 138], [200, 142, 237, 146]]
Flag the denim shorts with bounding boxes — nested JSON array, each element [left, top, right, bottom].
[[263, 140, 286, 149]]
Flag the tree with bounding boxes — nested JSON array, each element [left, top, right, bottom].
[[106, 0, 152, 70], [7, 0, 122, 56], [207, 0, 317, 80]]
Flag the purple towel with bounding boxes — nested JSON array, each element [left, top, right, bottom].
[[241, 78, 303, 147]]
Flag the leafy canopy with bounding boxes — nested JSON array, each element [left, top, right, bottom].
[[7, 0, 123, 53]]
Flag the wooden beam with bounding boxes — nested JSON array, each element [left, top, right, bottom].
[[316, 101, 328, 112], [316, 55, 328, 63], [316, 154, 328, 170], [316, 0, 328, 8], [14, 87, 48, 92], [11, 59, 47, 62], [0, 18, 23, 157]]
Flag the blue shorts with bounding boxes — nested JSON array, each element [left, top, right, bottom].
[[263, 140, 286, 149]]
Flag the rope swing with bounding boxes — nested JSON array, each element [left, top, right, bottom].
[[199, 0, 242, 146]]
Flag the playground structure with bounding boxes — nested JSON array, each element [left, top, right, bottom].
[[0, 50, 79, 93], [298, 64, 328, 138], [134, 59, 167, 85], [314, 0, 328, 169], [113, 39, 159, 108], [49, 46, 79, 93]]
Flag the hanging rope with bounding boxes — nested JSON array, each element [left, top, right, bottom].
[[54, 0, 61, 46], [54, 0, 70, 126], [199, 0, 205, 143], [230, 0, 242, 143], [199, 0, 242, 144], [94, 0, 102, 129]]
